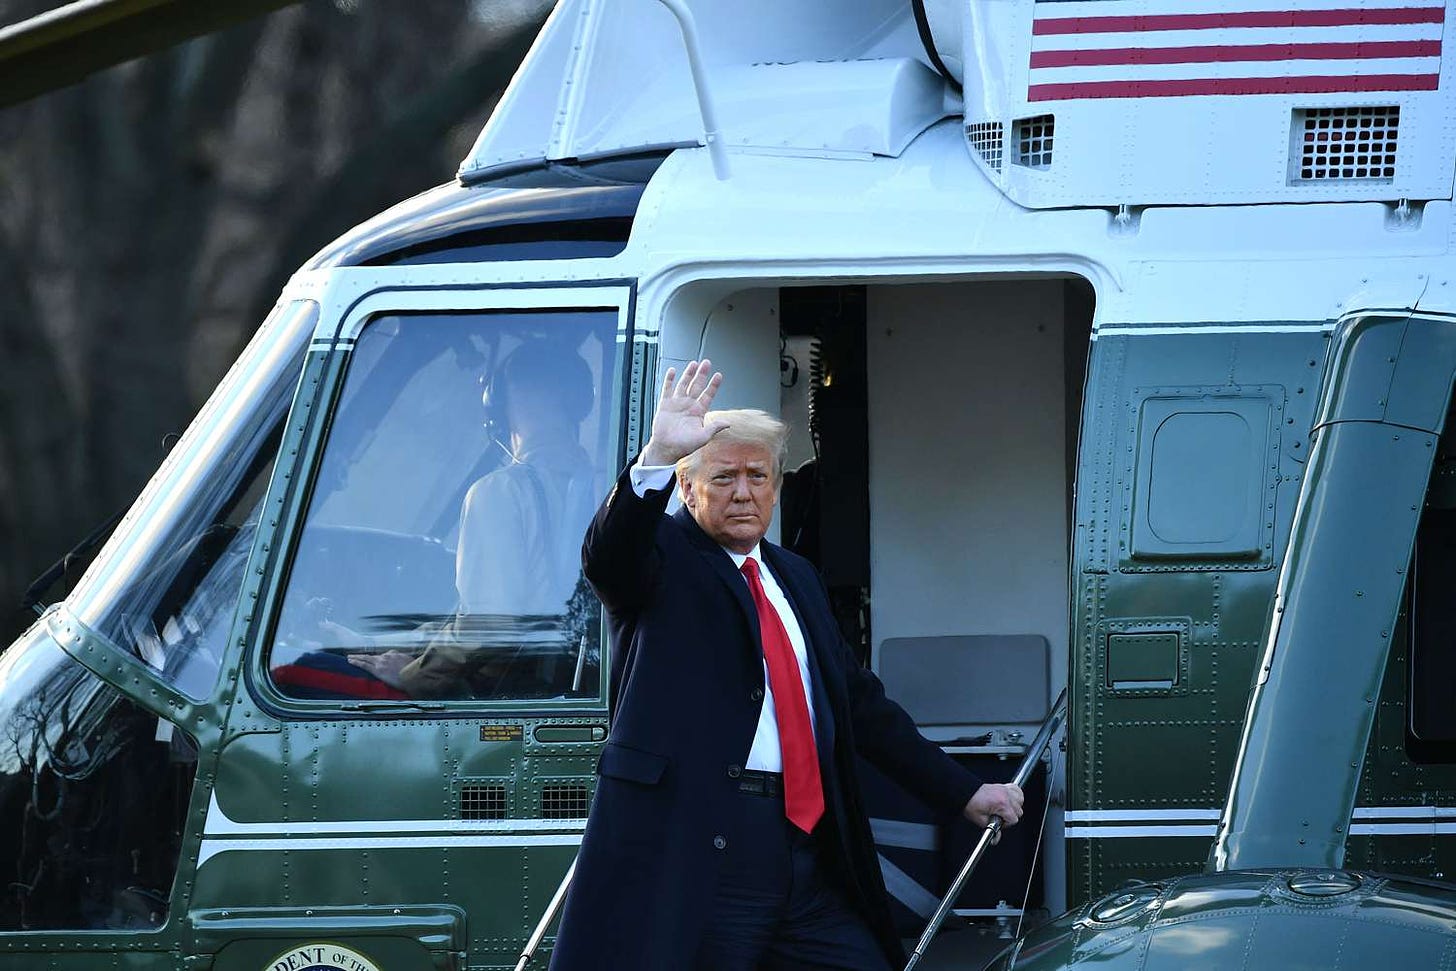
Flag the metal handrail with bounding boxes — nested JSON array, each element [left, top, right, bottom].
[[513, 859, 576, 970], [515, 689, 1068, 969], [654, 0, 731, 180], [903, 688, 1069, 971]]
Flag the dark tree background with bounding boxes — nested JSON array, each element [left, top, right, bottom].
[[0, 0, 549, 636]]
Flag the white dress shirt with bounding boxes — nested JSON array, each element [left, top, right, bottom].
[[630, 462, 818, 771]]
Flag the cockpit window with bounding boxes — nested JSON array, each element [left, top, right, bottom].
[[267, 309, 621, 705], [0, 626, 196, 930], [69, 301, 317, 700]]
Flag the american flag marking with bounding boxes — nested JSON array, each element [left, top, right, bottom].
[[1028, 2, 1446, 101]]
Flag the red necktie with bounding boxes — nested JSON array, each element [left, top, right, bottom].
[[741, 558, 824, 833]]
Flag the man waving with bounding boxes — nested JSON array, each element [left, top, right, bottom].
[[550, 361, 1024, 971]]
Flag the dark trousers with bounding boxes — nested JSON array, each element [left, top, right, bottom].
[[694, 776, 891, 971]]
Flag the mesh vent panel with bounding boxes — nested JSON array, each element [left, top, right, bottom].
[[541, 784, 590, 819], [460, 784, 507, 820], [966, 121, 1004, 173], [1293, 106, 1399, 182], [1015, 115, 1055, 169]]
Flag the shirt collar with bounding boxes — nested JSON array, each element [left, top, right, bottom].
[[725, 544, 762, 570]]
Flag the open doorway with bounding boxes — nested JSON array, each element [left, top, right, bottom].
[[663, 274, 1095, 924], [773, 281, 1091, 699]]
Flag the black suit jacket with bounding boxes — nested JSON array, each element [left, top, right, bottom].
[[549, 464, 982, 970]]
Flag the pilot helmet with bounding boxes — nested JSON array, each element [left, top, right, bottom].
[[481, 340, 594, 444]]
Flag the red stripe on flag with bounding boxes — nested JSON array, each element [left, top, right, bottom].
[[1030, 39, 1442, 67], [1033, 8, 1445, 36], [1028, 72, 1440, 100]]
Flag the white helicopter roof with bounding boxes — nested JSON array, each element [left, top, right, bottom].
[[459, 0, 952, 180], [462, 0, 1455, 211]]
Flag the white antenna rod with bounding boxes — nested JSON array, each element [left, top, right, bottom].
[[654, 0, 730, 180]]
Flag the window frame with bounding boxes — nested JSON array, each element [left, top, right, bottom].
[[247, 282, 636, 719], [1404, 407, 1456, 765], [67, 299, 318, 704]]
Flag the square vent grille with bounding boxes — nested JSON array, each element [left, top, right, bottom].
[[966, 121, 1004, 173], [460, 783, 507, 820], [1293, 106, 1399, 183], [1014, 114, 1055, 169], [541, 783, 590, 819]]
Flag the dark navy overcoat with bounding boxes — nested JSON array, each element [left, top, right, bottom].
[[549, 466, 981, 970]]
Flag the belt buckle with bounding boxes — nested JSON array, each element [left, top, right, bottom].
[[737, 769, 781, 797]]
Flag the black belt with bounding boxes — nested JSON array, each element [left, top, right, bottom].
[[736, 769, 783, 797]]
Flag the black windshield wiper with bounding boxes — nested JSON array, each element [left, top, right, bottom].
[[21, 509, 127, 617]]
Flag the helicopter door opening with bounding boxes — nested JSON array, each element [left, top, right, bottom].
[[670, 276, 1093, 923]]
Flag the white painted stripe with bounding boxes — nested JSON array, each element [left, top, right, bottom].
[[197, 833, 584, 867], [1030, 55, 1441, 84], [336, 285, 633, 340], [1066, 809, 1222, 822], [1350, 822, 1456, 835], [1031, 23, 1443, 52], [205, 817, 589, 837], [1070, 818, 1456, 839], [1352, 806, 1456, 820], [204, 795, 586, 837], [1068, 807, 1455, 822], [1094, 323, 1334, 338], [1067, 824, 1220, 838]]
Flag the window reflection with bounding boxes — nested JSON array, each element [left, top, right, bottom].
[[270, 309, 619, 703], [70, 301, 315, 700], [0, 629, 195, 929]]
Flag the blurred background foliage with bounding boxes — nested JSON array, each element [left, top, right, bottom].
[[0, 0, 551, 636]]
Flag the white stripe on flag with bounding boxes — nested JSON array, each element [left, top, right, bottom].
[[1031, 55, 1441, 84], [1030, 23, 1444, 51]]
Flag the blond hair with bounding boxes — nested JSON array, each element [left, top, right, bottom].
[[676, 409, 790, 484]]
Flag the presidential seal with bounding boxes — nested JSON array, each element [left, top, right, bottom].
[[264, 943, 381, 971]]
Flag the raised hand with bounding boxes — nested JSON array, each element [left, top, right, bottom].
[[640, 359, 728, 467]]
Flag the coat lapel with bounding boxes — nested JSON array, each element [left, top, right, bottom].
[[670, 509, 839, 760], [671, 507, 762, 653]]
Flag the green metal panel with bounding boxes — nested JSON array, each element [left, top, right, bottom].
[[1106, 632, 1181, 689], [1071, 836, 1212, 906], [1074, 316, 1456, 900], [1070, 327, 1330, 903]]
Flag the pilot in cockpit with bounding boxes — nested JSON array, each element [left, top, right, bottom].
[[318, 340, 599, 699]]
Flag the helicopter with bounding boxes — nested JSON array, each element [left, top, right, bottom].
[[3, 0, 1456, 968]]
